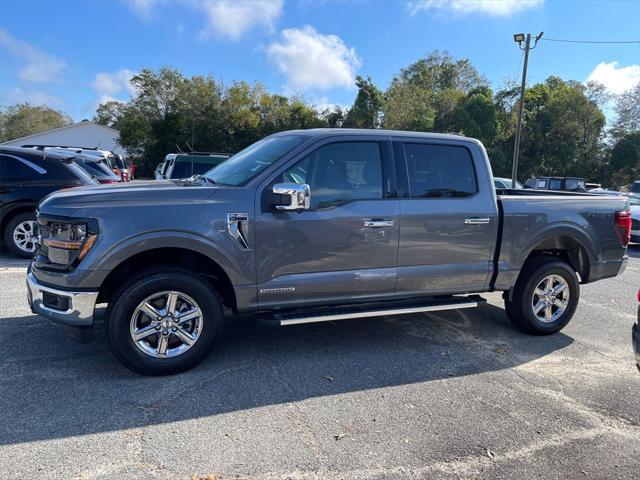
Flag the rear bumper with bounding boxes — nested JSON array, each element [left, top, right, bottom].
[[26, 271, 98, 330], [588, 256, 627, 283]]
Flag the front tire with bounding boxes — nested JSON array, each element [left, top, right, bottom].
[[4, 212, 37, 258], [106, 267, 223, 375], [505, 257, 579, 335]]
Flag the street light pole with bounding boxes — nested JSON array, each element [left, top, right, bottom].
[[511, 32, 543, 189]]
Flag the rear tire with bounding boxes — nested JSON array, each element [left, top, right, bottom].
[[505, 257, 579, 335], [4, 212, 37, 258], [106, 266, 223, 375]]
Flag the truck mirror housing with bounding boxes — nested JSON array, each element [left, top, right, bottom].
[[272, 183, 310, 211]]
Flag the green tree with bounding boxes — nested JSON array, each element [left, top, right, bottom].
[[103, 68, 326, 176], [0, 103, 72, 142], [382, 50, 486, 131], [343, 75, 383, 128], [609, 131, 640, 186], [612, 83, 640, 137], [93, 101, 127, 129], [515, 77, 606, 181]]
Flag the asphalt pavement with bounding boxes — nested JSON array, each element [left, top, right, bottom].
[[0, 249, 639, 479]]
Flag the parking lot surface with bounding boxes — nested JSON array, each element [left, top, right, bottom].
[[1, 250, 639, 479]]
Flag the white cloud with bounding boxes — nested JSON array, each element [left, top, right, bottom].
[[91, 69, 137, 104], [123, 0, 284, 41], [587, 61, 640, 95], [408, 0, 543, 16], [9, 87, 62, 106], [197, 0, 284, 41], [267, 26, 361, 92], [122, 0, 159, 20], [0, 28, 67, 83]]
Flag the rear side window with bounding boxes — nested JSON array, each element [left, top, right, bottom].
[[403, 143, 477, 198], [0, 154, 43, 181], [549, 179, 562, 190]]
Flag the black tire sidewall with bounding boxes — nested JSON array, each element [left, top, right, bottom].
[[4, 212, 37, 258], [517, 260, 579, 334], [108, 271, 222, 375]]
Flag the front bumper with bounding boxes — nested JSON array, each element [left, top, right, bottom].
[[633, 309, 640, 370], [26, 271, 98, 329]]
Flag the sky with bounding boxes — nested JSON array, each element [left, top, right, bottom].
[[1, 0, 639, 121]]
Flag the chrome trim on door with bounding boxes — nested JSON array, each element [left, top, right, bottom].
[[464, 217, 491, 225]]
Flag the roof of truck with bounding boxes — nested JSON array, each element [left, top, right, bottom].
[[272, 128, 477, 142]]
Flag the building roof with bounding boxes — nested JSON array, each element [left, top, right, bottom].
[[0, 120, 119, 145]]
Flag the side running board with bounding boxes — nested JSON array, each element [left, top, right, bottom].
[[258, 295, 485, 327]]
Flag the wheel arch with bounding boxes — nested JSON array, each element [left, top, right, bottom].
[[521, 230, 594, 284], [98, 247, 237, 312]]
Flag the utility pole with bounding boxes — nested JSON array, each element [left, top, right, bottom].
[[511, 32, 543, 188]]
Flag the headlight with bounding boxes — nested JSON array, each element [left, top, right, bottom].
[[39, 218, 98, 268]]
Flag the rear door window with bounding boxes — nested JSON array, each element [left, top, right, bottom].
[[549, 179, 563, 190], [403, 143, 477, 198], [0, 154, 43, 181]]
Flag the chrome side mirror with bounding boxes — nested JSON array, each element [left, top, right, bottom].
[[272, 183, 310, 211]]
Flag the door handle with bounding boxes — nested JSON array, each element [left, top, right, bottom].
[[364, 220, 394, 228], [464, 217, 491, 225]]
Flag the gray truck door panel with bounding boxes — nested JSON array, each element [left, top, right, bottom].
[[395, 140, 497, 295], [255, 139, 399, 309]]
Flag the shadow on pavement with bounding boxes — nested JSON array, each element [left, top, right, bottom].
[[0, 303, 573, 446]]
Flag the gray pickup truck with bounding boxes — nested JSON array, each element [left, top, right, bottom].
[[27, 129, 631, 375]]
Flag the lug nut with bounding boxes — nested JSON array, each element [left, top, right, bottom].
[[155, 325, 161, 330]]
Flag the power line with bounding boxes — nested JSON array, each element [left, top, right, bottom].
[[542, 38, 640, 44]]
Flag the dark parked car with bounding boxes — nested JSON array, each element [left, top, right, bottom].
[[525, 177, 587, 192], [0, 147, 96, 257], [630, 181, 640, 195], [26, 129, 630, 375]]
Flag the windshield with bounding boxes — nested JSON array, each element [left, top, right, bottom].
[[64, 161, 98, 184], [74, 159, 116, 179], [205, 135, 307, 186]]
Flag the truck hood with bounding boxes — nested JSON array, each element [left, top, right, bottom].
[[39, 180, 218, 217]]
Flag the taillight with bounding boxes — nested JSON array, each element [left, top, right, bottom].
[[637, 289, 640, 303], [615, 209, 631, 246]]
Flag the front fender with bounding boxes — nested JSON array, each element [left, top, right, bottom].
[[91, 229, 254, 287]]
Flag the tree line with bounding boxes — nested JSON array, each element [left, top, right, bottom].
[[2, 51, 638, 186]]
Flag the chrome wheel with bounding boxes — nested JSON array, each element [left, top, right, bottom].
[[13, 220, 37, 254], [531, 274, 570, 323], [129, 291, 203, 358]]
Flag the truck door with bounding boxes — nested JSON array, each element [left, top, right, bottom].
[[394, 140, 498, 296], [254, 138, 400, 309]]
